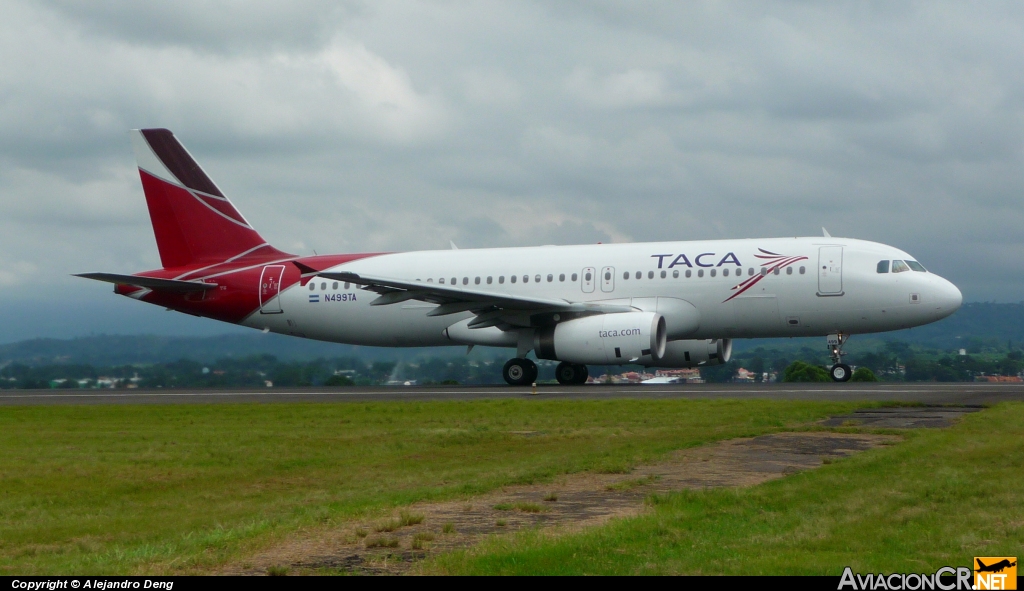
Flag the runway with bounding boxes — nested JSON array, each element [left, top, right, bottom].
[[0, 382, 1022, 406]]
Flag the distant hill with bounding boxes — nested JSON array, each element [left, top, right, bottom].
[[881, 302, 1024, 349], [1, 302, 1021, 367], [735, 302, 1024, 354]]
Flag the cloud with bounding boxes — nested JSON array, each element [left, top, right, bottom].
[[2, 0, 1024, 340]]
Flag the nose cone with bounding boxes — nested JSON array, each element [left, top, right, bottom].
[[932, 276, 962, 320]]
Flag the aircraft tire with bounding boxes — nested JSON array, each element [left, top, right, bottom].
[[574, 364, 589, 384], [524, 359, 538, 384], [504, 358, 534, 386], [830, 363, 852, 382], [555, 362, 579, 385]]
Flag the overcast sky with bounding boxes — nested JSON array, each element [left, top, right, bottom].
[[2, 1, 1023, 342]]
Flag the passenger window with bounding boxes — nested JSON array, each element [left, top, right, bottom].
[[547, 274, 553, 282], [559, 274, 565, 281], [345, 282, 350, 290], [635, 271, 641, 279], [761, 268, 767, 276], [499, 276, 504, 284], [511, 275, 517, 283], [320, 282, 326, 290], [660, 270, 666, 279], [463, 277, 469, 285], [623, 271, 629, 280], [698, 269, 704, 278], [332, 282, 338, 290], [604, 271, 611, 280], [710, 269, 716, 277], [648, 271, 654, 279], [892, 260, 910, 273], [686, 270, 692, 278], [749, 268, 755, 276], [439, 278, 445, 284], [584, 272, 591, 281], [672, 270, 679, 278], [799, 266, 805, 274], [535, 274, 541, 283], [876, 260, 890, 274], [487, 276, 492, 284], [309, 283, 315, 291], [475, 277, 480, 284], [427, 278, 433, 283], [773, 268, 779, 275], [786, 267, 793, 275], [571, 273, 578, 281], [906, 260, 927, 272], [523, 275, 529, 283], [451, 277, 457, 285], [723, 268, 729, 277]]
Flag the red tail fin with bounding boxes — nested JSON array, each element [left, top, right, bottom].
[[130, 128, 285, 268]]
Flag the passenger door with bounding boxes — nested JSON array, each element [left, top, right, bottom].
[[817, 246, 843, 296], [259, 265, 285, 313]]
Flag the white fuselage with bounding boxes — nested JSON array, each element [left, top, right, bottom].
[[242, 237, 963, 349]]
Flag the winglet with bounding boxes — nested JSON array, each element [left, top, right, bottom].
[[822, 227, 831, 238]]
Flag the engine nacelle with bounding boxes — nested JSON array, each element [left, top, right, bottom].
[[637, 338, 732, 368], [534, 312, 666, 365]]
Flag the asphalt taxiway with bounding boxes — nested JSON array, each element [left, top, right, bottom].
[[0, 382, 1021, 406]]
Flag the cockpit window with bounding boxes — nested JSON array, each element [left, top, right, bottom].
[[905, 260, 927, 272], [891, 260, 911, 273], [876, 260, 890, 274]]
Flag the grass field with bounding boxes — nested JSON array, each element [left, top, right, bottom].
[[0, 398, 855, 574], [427, 402, 1024, 575]]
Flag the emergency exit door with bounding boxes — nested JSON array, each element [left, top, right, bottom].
[[581, 267, 596, 293], [600, 266, 615, 293]]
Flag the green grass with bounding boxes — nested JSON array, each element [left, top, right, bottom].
[[427, 403, 1024, 575], [0, 398, 853, 574]]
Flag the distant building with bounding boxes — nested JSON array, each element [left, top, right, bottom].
[[734, 367, 757, 382], [975, 375, 1023, 383], [654, 368, 704, 383]]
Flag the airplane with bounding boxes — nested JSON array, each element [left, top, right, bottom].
[[77, 129, 963, 385], [976, 558, 1016, 573]]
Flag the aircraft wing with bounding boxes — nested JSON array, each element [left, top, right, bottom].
[[315, 270, 632, 328], [75, 273, 217, 293]]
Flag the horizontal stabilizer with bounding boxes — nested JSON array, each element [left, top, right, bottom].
[[75, 273, 217, 293]]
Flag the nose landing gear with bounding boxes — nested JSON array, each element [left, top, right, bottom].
[[828, 333, 852, 382]]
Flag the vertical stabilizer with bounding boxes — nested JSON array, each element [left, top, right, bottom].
[[130, 129, 280, 268]]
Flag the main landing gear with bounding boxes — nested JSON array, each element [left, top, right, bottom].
[[554, 362, 589, 385], [828, 333, 852, 382], [501, 359, 589, 386], [503, 358, 538, 386]]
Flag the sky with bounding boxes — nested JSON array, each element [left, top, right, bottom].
[[1, 1, 1023, 342]]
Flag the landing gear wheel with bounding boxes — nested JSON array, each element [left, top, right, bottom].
[[830, 363, 852, 382], [503, 358, 537, 386], [574, 364, 589, 385], [826, 333, 852, 383], [554, 362, 583, 385]]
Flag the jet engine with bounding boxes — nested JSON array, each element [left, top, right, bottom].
[[534, 312, 666, 365], [636, 338, 732, 368]]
